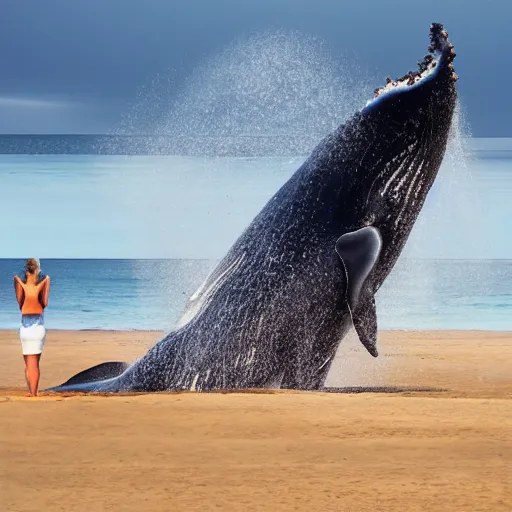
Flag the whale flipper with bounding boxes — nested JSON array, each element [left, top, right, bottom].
[[352, 295, 379, 358], [57, 361, 130, 387], [335, 227, 381, 356], [335, 226, 382, 310]]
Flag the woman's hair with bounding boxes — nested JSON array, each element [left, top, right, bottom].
[[25, 258, 40, 276]]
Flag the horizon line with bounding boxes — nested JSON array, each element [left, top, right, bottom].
[[0, 133, 511, 140]]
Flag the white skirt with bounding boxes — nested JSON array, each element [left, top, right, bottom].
[[19, 315, 46, 355]]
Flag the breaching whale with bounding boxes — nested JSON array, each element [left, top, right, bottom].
[[48, 22, 458, 393]]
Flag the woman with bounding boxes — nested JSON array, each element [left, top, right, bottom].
[[13, 258, 51, 397]]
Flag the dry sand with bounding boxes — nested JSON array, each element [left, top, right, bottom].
[[1, 329, 511, 511]]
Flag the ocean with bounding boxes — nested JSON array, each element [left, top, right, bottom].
[[0, 135, 511, 331], [1, 258, 511, 331]]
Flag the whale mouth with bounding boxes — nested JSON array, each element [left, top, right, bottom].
[[366, 22, 457, 106]]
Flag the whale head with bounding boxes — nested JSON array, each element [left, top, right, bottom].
[[361, 23, 458, 277], [309, 22, 458, 280], [364, 25, 457, 227]]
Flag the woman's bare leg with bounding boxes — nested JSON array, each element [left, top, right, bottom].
[[25, 354, 41, 396], [23, 355, 29, 391]]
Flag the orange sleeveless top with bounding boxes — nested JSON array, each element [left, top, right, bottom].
[[14, 275, 51, 315]]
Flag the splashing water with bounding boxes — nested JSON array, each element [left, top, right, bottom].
[[162, 30, 371, 140], [404, 99, 477, 259], [115, 30, 374, 156]]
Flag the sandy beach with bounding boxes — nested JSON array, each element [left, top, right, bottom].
[[1, 329, 511, 511]]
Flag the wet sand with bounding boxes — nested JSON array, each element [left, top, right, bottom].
[[1, 329, 511, 511]]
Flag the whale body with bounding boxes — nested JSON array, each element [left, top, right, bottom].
[[48, 23, 458, 393]]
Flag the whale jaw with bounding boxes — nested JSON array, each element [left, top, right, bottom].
[[365, 22, 457, 110]]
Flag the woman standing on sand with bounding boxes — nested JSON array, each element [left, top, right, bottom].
[[13, 258, 51, 397]]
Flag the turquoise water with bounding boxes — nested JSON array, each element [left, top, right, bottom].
[[0, 137, 511, 330]]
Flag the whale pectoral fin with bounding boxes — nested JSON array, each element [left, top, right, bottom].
[[335, 226, 381, 358], [58, 361, 130, 387], [335, 226, 382, 311], [352, 295, 379, 357]]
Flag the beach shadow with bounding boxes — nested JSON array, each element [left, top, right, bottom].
[[0, 386, 449, 401], [322, 386, 448, 394]]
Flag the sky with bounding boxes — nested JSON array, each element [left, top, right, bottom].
[[0, 0, 510, 137]]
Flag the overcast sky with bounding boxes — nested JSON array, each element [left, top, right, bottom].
[[0, 0, 508, 136]]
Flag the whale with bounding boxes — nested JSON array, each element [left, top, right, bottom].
[[48, 22, 458, 393]]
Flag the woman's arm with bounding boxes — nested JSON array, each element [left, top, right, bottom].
[[40, 276, 51, 308], [13, 276, 24, 310]]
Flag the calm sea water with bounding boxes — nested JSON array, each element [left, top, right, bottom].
[[0, 136, 511, 331], [0, 258, 511, 331]]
